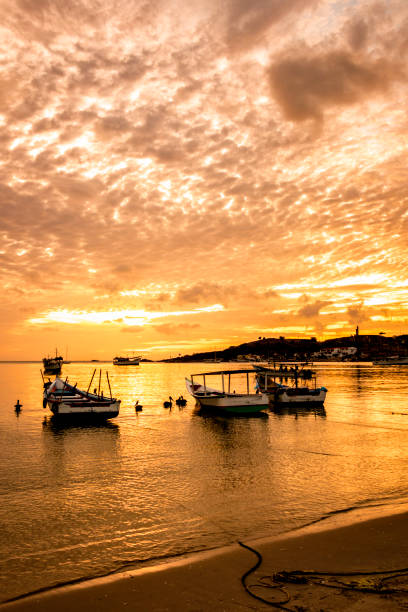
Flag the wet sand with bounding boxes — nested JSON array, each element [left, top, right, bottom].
[[2, 510, 408, 611]]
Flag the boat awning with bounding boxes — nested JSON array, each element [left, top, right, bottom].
[[192, 369, 257, 377]]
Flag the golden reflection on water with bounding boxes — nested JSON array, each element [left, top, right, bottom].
[[1, 361, 408, 601]]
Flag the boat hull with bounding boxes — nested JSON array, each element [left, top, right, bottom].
[[43, 362, 62, 374], [43, 366, 62, 375], [113, 356, 140, 366], [48, 400, 120, 418], [195, 394, 269, 414], [273, 388, 327, 405], [113, 362, 139, 366]]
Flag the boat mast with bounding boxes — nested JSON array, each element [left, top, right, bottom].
[[106, 372, 112, 399], [87, 369, 96, 393]]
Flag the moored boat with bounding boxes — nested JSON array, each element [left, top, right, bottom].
[[255, 368, 327, 406], [185, 369, 270, 415], [113, 355, 141, 365], [272, 385, 327, 405], [43, 371, 120, 420], [42, 351, 63, 374]]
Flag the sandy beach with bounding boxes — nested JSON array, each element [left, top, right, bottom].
[[2, 509, 408, 611]]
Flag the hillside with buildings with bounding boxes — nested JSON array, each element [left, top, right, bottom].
[[164, 331, 408, 363]]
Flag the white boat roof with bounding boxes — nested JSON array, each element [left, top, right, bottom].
[[263, 361, 313, 365], [191, 369, 258, 377]]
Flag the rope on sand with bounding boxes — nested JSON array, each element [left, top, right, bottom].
[[238, 540, 408, 610], [238, 541, 292, 610]]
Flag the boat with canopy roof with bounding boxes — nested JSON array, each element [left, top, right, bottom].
[[185, 369, 270, 415]]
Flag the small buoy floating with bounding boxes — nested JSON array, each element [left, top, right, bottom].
[[14, 400, 22, 411]]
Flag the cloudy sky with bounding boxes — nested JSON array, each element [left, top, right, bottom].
[[1, 0, 407, 360]]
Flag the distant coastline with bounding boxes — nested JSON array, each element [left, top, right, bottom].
[[1, 332, 407, 363], [162, 333, 408, 363]]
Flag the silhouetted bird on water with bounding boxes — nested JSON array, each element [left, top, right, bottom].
[[175, 396, 187, 407], [163, 396, 173, 408], [135, 400, 143, 412], [14, 400, 22, 412]]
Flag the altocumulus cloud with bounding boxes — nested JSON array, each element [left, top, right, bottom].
[[0, 0, 408, 358]]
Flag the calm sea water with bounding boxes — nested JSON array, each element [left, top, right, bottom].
[[1, 361, 408, 601]]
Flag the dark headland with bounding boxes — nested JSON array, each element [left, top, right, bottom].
[[162, 332, 408, 363]]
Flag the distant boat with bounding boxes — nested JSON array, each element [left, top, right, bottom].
[[43, 371, 120, 420], [43, 350, 63, 374], [113, 355, 141, 366], [372, 356, 408, 365], [185, 369, 269, 415]]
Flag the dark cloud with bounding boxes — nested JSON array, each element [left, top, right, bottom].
[[298, 300, 331, 318], [119, 54, 149, 82], [259, 289, 279, 299], [347, 304, 369, 324], [94, 115, 132, 141], [347, 18, 369, 51], [343, 186, 361, 201], [175, 283, 228, 305], [174, 282, 257, 306], [147, 144, 187, 164], [269, 49, 403, 122]]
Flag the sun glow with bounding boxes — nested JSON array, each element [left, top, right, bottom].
[[29, 305, 224, 326], [331, 274, 390, 287]]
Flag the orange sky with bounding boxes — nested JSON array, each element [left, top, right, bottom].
[[0, 0, 407, 360]]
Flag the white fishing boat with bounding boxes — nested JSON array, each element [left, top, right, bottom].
[[113, 355, 141, 365], [185, 369, 270, 414], [255, 368, 327, 406], [43, 370, 120, 420], [272, 385, 327, 405]]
